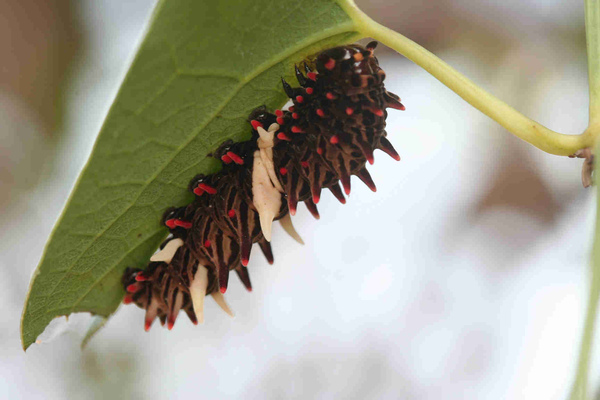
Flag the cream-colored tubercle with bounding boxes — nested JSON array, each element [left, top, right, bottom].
[[150, 238, 184, 263], [211, 292, 235, 317], [189, 264, 209, 324], [256, 123, 284, 192], [252, 149, 281, 242], [278, 213, 304, 245]]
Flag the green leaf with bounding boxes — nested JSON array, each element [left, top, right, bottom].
[[21, 0, 361, 350]]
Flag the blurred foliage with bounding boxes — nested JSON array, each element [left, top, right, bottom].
[[0, 0, 80, 134]]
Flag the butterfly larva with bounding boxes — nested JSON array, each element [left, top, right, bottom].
[[121, 41, 404, 330]]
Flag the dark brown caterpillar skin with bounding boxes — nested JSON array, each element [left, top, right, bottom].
[[121, 42, 405, 331]]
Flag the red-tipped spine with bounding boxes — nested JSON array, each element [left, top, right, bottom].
[[198, 183, 217, 194], [135, 272, 148, 282], [328, 184, 346, 204], [277, 132, 291, 141], [144, 319, 153, 332], [127, 283, 142, 293], [167, 318, 175, 330], [371, 108, 384, 117], [219, 264, 229, 293], [378, 137, 401, 161], [356, 168, 377, 192], [236, 267, 253, 292], [174, 220, 192, 229], [227, 151, 244, 165]]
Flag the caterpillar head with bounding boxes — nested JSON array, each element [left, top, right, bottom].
[[311, 42, 386, 95]]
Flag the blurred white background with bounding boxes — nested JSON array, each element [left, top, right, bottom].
[[0, 0, 597, 399]]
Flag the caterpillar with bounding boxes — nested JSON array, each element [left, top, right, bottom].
[[121, 41, 405, 331]]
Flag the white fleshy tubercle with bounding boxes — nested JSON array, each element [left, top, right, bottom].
[[256, 123, 276, 147], [189, 264, 209, 324], [252, 149, 282, 242], [279, 213, 304, 245], [150, 238, 184, 263], [257, 123, 284, 192], [211, 292, 235, 317]]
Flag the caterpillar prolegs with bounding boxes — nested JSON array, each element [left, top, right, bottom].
[[121, 41, 405, 330]]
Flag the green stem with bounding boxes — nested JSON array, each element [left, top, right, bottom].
[[586, 0, 600, 129], [570, 4, 600, 398], [571, 262, 600, 400], [339, 0, 595, 156], [570, 149, 600, 400]]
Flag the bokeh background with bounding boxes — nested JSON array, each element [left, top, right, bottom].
[[0, 0, 596, 398]]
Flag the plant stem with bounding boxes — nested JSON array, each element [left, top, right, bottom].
[[570, 147, 600, 400], [571, 262, 600, 400], [338, 0, 595, 156], [570, 3, 600, 399], [587, 0, 600, 130]]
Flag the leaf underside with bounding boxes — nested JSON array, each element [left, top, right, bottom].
[[21, 0, 361, 350]]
